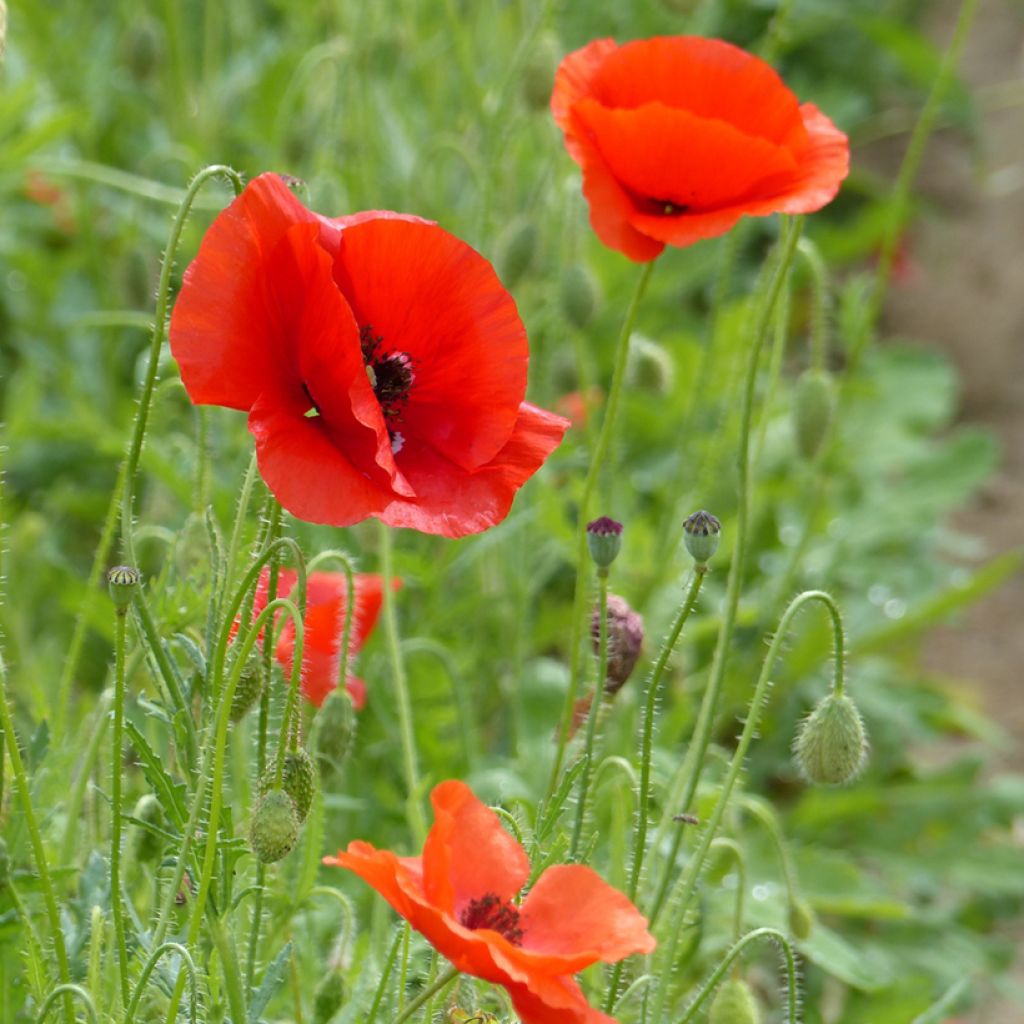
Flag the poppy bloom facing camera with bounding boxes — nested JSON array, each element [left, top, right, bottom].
[[169, 174, 569, 537], [551, 36, 849, 261]]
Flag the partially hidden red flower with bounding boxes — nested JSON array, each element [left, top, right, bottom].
[[552, 36, 849, 261], [326, 779, 655, 1024], [248, 567, 400, 710], [169, 173, 569, 537]]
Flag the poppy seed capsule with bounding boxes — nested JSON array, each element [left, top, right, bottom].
[[683, 510, 721, 567], [260, 750, 317, 823], [249, 789, 300, 864], [792, 368, 836, 460], [314, 687, 357, 774], [586, 516, 623, 570], [107, 565, 142, 612], [708, 978, 762, 1024], [794, 692, 868, 786], [591, 593, 644, 696], [560, 262, 601, 329], [496, 219, 537, 289]]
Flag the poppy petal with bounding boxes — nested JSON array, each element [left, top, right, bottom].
[[332, 218, 530, 471], [422, 780, 530, 915], [345, 676, 367, 711], [170, 173, 324, 411], [551, 37, 619, 164], [380, 403, 569, 537], [504, 975, 618, 1024]]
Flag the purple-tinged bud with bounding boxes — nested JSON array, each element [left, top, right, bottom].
[[591, 593, 644, 696], [586, 516, 623, 570], [683, 510, 720, 568]]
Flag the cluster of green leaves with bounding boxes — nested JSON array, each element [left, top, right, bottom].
[[0, 1, 1020, 1022]]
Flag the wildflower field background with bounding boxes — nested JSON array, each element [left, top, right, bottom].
[[1, 1, 1023, 1023]]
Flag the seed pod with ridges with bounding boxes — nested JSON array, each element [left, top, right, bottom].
[[560, 262, 601, 329], [249, 789, 300, 864], [709, 978, 762, 1024], [314, 688, 357, 774], [792, 368, 835, 460], [682, 510, 721, 568], [626, 333, 675, 395], [789, 896, 815, 939], [260, 750, 317, 823], [107, 566, 142, 613], [591, 594, 644, 696], [586, 516, 623, 570], [496, 219, 537, 289], [130, 794, 166, 864], [229, 659, 264, 723], [794, 692, 868, 786], [522, 32, 561, 111], [313, 969, 346, 1024]]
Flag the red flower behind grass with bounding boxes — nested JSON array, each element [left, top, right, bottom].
[[326, 780, 654, 1024], [169, 174, 569, 537], [248, 567, 399, 710], [552, 36, 849, 261]]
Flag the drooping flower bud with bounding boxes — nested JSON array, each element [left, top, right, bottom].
[[496, 218, 537, 288], [314, 687, 357, 776], [249, 789, 300, 864], [521, 32, 562, 111], [708, 977, 763, 1024], [560, 262, 601, 329], [586, 517, 623, 571], [591, 593, 644, 696], [626, 333, 676, 395], [260, 750, 317, 823], [788, 896, 815, 939], [794, 692, 868, 786], [312, 969, 346, 1024], [107, 565, 142, 613], [229, 657, 265, 723], [683, 510, 721, 568], [792, 368, 835, 460], [130, 794, 166, 864]]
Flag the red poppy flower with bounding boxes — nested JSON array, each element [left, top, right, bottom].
[[248, 567, 400, 709], [325, 780, 655, 1024], [169, 174, 569, 537], [552, 36, 849, 261]]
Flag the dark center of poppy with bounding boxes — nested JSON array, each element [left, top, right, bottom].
[[459, 893, 524, 945], [646, 197, 688, 216], [360, 324, 414, 452]]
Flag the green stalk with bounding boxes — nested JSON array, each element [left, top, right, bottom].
[[33, 985, 98, 1024], [378, 522, 427, 843], [548, 259, 657, 796], [110, 607, 131, 1010], [391, 965, 459, 1024]]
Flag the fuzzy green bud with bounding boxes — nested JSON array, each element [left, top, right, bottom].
[[314, 688, 357, 775], [586, 517, 623, 570], [496, 219, 537, 289], [683, 510, 721, 568], [521, 32, 561, 111], [313, 969, 346, 1024], [130, 794, 166, 864], [560, 262, 601, 329], [792, 368, 835, 460], [260, 750, 317, 823], [709, 978, 762, 1024], [107, 565, 142, 613], [229, 658, 265, 723], [626, 333, 675, 395], [249, 789, 300, 864], [794, 692, 868, 785], [788, 896, 815, 939]]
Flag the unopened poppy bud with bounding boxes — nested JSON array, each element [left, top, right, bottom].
[[312, 969, 346, 1024], [788, 896, 815, 939], [560, 262, 601, 329], [130, 794, 166, 864], [107, 566, 142, 613], [496, 218, 537, 288], [683, 510, 720, 568], [626, 333, 675, 395], [591, 593, 644, 696], [794, 692, 868, 786], [229, 658, 264, 723], [521, 32, 561, 111], [314, 688, 357, 775], [249, 789, 300, 864], [586, 517, 623, 570], [708, 977, 762, 1024], [260, 750, 317, 823], [792, 368, 835, 460]]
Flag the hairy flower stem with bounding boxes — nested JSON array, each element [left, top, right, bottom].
[[391, 965, 460, 1024], [651, 590, 843, 1020], [648, 217, 803, 925], [570, 571, 609, 860], [0, 656, 75, 1024], [379, 522, 427, 843], [548, 259, 656, 798], [110, 606, 132, 1010]]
